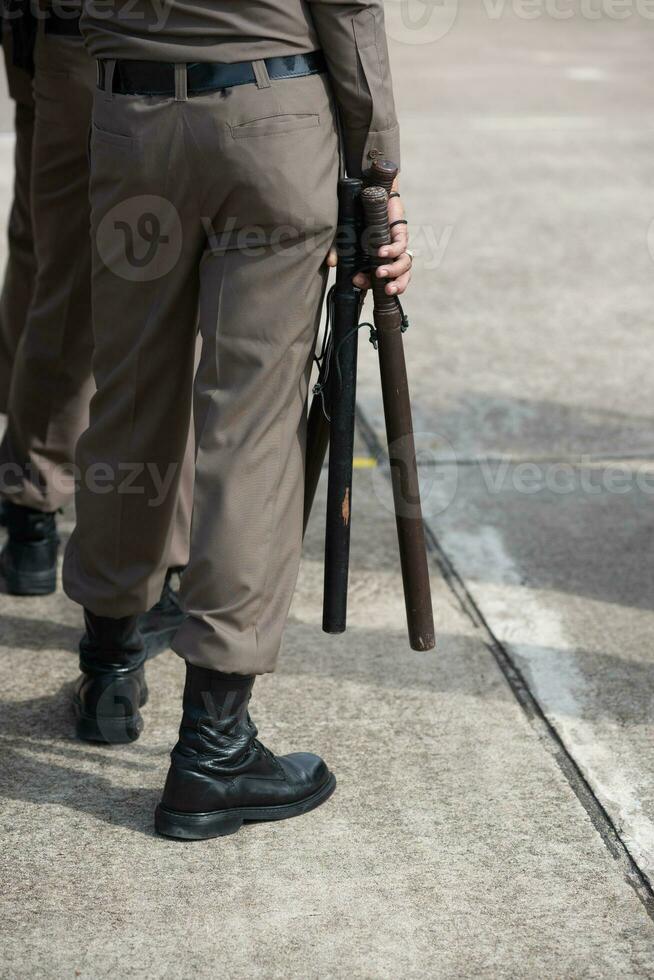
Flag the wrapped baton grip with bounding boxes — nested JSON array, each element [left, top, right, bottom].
[[363, 158, 397, 195], [360, 183, 435, 651]]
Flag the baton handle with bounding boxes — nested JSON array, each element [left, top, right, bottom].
[[363, 158, 398, 195], [361, 184, 435, 651]]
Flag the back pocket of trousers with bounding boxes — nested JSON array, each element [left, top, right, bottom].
[[230, 113, 320, 140]]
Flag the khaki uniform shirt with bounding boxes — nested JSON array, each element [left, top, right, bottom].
[[81, 0, 400, 176]]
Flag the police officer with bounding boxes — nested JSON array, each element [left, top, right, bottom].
[[0, 3, 190, 652], [63, 0, 411, 839]]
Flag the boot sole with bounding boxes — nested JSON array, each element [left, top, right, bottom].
[[154, 771, 337, 841], [74, 689, 148, 745]]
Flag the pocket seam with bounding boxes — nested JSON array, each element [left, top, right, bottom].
[[92, 122, 137, 148], [230, 113, 320, 140], [353, 8, 377, 49]]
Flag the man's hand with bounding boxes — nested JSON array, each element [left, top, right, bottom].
[[326, 179, 412, 297]]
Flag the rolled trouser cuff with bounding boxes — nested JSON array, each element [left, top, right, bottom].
[[172, 613, 279, 677], [63, 534, 167, 618]]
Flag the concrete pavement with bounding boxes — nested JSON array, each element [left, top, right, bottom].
[[3, 470, 654, 978], [3, 3, 654, 976], [358, 0, 654, 949], [391, 0, 654, 894]]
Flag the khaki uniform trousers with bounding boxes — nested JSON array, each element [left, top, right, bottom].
[[0, 29, 193, 568], [0, 30, 96, 512], [64, 64, 339, 675], [0, 27, 35, 410]]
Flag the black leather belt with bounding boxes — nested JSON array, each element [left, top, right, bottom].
[[44, 8, 82, 37], [97, 50, 326, 98]]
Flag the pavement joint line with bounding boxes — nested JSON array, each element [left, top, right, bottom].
[[354, 404, 654, 923], [419, 454, 654, 466], [347, 436, 654, 468], [403, 455, 654, 467], [420, 456, 654, 466]]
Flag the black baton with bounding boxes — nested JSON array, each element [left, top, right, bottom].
[[322, 177, 363, 633], [360, 179, 435, 651]]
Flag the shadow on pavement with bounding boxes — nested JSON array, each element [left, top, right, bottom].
[[0, 682, 164, 837], [0, 614, 80, 651]]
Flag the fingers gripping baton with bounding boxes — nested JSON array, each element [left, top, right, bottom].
[[361, 184, 436, 652]]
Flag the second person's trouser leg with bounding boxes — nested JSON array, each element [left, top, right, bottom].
[[0, 31, 95, 510], [63, 84, 202, 614], [0, 28, 35, 410], [0, 30, 194, 562]]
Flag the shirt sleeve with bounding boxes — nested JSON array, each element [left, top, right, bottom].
[[306, 0, 401, 178]]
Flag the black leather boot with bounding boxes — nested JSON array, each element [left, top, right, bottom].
[[138, 568, 186, 660], [1, 501, 59, 595], [155, 664, 336, 840], [74, 611, 148, 744]]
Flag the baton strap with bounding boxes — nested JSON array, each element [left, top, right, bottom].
[[97, 50, 326, 98]]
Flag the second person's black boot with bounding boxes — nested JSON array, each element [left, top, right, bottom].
[[138, 567, 186, 660], [1, 501, 59, 595], [74, 611, 148, 744], [155, 664, 336, 840]]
